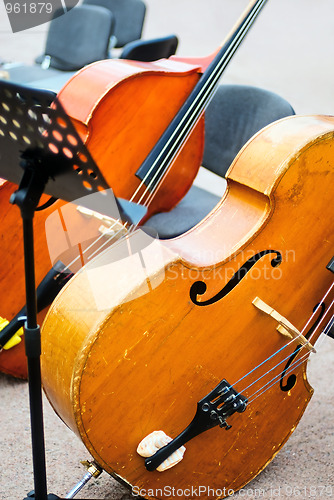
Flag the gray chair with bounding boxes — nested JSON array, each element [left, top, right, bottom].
[[35, 5, 115, 71], [1, 4, 115, 91], [145, 84, 295, 238], [83, 0, 146, 48], [120, 35, 178, 61]]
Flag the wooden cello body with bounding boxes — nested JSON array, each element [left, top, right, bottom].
[[56, 58, 204, 215], [41, 115, 334, 497]]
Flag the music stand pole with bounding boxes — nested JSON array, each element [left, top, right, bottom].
[[0, 79, 124, 499], [11, 167, 61, 500]]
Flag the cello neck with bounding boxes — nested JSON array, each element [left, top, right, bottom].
[[135, 0, 269, 193]]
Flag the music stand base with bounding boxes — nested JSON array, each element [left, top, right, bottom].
[[25, 493, 63, 500]]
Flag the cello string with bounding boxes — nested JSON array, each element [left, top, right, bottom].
[[300, 283, 334, 342], [237, 292, 334, 395], [238, 310, 334, 407], [246, 323, 333, 405], [238, 345, 310, 397], [230, 282, 334, 390], [86, 218, 146, 262], [138, 1, 267, 200], [141, 2, 264, 200], [247, 316, 334, 405], [133, 1, 268, 206], [249, 350, 313, 402], [60, 216, 143, 273], [247, 355, 313, 405], [221, 288, 334, 401], [56, 217, 130, 272], [235, 296, 334, 401], [238, 324, 325, 404]]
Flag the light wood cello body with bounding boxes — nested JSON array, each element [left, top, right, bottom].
[[41, 115, 334, 497]]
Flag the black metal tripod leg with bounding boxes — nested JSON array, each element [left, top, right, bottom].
[[12, 175, 60, 500], [25, 324, 48, 500], [21, 214, 48, 500]]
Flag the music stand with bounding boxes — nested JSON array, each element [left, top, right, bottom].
[[0, 79, 118, 500]]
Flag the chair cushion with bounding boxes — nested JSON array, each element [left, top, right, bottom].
[[1, 64, 62, 84], [144, 84, 295, 238], [144, 184, 221, 238]]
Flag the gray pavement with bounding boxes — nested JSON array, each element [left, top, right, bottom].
[[0, 1, 333, 499]]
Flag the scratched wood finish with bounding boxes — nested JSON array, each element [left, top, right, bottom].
[[41, 115, 334, 498]]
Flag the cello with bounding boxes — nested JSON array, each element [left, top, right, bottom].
[[40, 115, 334, 497], [39, 3, 334, 500], [0, 51, 205, 377], [0, 0, 265, 377]]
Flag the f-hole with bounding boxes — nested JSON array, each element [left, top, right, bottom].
[[279, 303, 326, 392], [190, 250, 282, 306]]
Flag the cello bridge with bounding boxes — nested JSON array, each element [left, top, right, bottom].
[[252, 296, 316, 353]]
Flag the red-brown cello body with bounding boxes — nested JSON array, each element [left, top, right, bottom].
[[0, 56, 206, 378]]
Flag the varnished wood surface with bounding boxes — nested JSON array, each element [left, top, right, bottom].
[[57, 58, 205, 218], [41, 115, 334, 497]]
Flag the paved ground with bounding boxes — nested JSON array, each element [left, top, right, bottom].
[[0, 1, 333, 499]]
